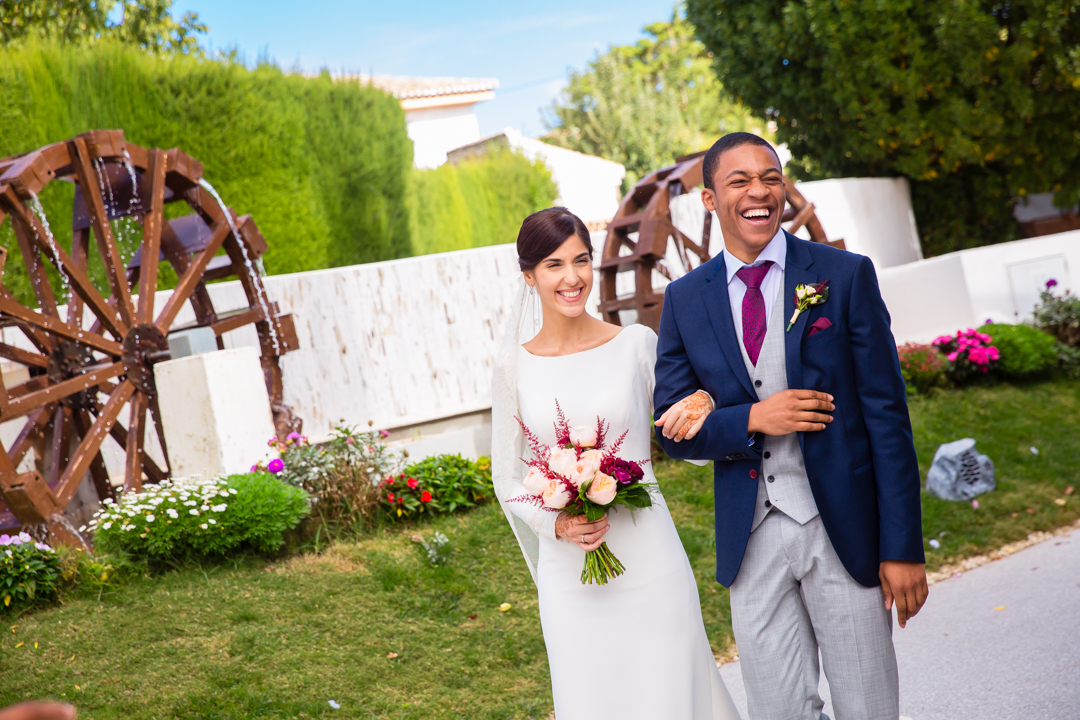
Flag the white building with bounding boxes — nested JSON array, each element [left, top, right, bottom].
[[447, 127, 626, 230], [359, 75, 498, 169]]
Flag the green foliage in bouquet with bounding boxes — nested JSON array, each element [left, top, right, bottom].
[[90, 473, 309, 563], [0, 533, 62, 612], [897, 343, 949, 395], [982, 323, 1058, 379], [1032, 281, 1080, 348]]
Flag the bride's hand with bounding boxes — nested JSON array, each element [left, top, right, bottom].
[[655, 390, 714, 442], [555, 512, 610, 552]]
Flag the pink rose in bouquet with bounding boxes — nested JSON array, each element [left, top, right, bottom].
[[511, 401, 654, 585]]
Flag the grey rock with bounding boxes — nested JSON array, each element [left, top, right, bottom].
[[926, 438, 995, 501]]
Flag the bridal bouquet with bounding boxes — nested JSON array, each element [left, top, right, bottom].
[[511, 402, 654, 585]]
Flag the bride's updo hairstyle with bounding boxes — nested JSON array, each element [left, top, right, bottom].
[[517, 207, 592, 272]]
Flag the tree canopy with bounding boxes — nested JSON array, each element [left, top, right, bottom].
[[1, 0, 206, 55], [544, 6, 763, 191], [687, 0, 1080, 256]]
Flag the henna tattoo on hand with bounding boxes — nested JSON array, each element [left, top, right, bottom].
[[675, 390, 712, 440]]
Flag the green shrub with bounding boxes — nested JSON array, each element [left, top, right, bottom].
[[1032, 281, 1080, 348], [0, 533, 62, 612], [89, 473, 309, 562], [897, 343, 949, 395], [1056, 342, 1080, 379], [379, 455, 492, 520], [0, 41, 413, 305], [982, 323, 1058, 379], [272, 424, 403, 530], [412, 150, 558, 255]]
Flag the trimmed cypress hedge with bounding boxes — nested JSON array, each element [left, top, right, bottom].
[[0, 42, 558, 306]]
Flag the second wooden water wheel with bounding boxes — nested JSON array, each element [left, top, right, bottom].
[[599, 151, 844, 330], [0, 129, 300, 545]]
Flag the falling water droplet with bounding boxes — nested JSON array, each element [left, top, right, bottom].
[[197, 178, 282, 354], [27, 191, 70, 298]]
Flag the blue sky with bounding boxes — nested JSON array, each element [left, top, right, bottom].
[[169, 0, 678, 137]]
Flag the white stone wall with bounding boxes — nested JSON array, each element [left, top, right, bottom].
[[793, 177, 923, 269]]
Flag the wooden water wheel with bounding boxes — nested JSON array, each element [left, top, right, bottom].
[[0, 129, 300, 545], [599, 151, 845, 330]]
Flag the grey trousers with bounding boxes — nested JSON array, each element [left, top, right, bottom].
[[729, 511, 899, 720]]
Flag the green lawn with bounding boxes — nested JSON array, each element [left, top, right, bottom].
[[1, 379, 1077, 719]]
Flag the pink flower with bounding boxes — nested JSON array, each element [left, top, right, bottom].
[[567, 457, 601, 488], [542, 480, 572, 509], [548, 447, 578, 477], [947, 352, 959, 362], [932, 335, 953, 346], [379, 429, 390, 438], [987, 346, 1000, 360], [569, 425, 598, 448], [522, 466, 550, 494], [267, 458, 284, 474], [345, 437, 354, 445], [585, 471, 618, 505]]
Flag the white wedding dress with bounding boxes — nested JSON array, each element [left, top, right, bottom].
[[502, 324, 740, 720]]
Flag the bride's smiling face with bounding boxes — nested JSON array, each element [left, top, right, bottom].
[[524, 234, 593, 319]]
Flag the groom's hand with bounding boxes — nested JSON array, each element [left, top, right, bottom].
[[879, 560, 928, 628], [747, 390, 834, 436]]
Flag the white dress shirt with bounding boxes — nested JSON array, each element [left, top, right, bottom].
[[723, 228, 787, 338]]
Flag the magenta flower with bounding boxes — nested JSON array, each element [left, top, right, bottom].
[[379, 429, 390, 438], [267, 458, 285, 474], [947, 352, 959, 362], [286, 432, 302, 442], [1046, 278, 1058, 288]]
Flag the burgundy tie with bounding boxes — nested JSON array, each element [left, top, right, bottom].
[[735, 261, 774, 366]]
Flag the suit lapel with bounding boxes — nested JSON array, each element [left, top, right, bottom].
[[703, 255, 757, 399], [783, 232, 817, 394]]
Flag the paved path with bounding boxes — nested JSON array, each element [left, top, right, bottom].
[[719, 528, 1080, 719]]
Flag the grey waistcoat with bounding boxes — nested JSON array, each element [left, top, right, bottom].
[[734, 282, 821, 531]]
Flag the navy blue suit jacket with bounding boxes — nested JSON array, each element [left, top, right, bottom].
[[654, 232, 925, 588]]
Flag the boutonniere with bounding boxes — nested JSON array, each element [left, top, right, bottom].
[[787, 281, 830, 332]]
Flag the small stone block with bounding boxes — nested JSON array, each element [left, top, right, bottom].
[[167, 327, 219, 359]]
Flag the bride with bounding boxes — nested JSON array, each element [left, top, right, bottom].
[[491, 207, 741, 719]]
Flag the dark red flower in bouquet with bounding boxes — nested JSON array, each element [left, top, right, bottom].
[[407, 477, 419, 489], [602, 457, 644, 485], [420, 490, 432, 502]]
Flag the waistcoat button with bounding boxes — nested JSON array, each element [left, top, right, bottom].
[[767, 475, 775, 483], [764, 500, 772, 508], [764, 451, 771, 459], [749, 469, 758, 479], [754, 380, 762, 388]]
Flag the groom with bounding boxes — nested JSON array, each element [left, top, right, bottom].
[[654, 133, 927, 719]]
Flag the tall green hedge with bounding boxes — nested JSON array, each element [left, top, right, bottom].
[[411, 150, 557, 255], [0, 41, 412, 303], [0, 42, 558, 307]]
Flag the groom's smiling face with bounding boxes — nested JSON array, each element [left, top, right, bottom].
[[701, 144, 786, 263]]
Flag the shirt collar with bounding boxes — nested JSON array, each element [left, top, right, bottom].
[[723, 228, 787, 286]]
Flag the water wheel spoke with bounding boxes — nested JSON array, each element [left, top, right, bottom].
[[8, 404, 54, 466], [0, 288, 123, 357], [8, 209, 59, 317], [137, 149, 167, 324], [0, 342, 48, 369], [102, 401, 167, 481], [68, 228, 91, 329], [69, 137, 136, 329], [3, 188, 127, 339], [43, 405, 73, 487], [124, 393, 148, 493], [147, 395, 170, 472], [155, 219, 231, 333], [4, 361, 124, 419], [73, 409, 114, 502], [54, 379, 134, 507]]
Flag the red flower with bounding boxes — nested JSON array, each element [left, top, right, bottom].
[[387, 493, 395, 502], [397, 496, 404, 504], [407, 477, 419, 489], [420, 490, 432, 503]]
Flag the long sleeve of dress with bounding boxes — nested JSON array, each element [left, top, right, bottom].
[[505, 463, 559, 540]]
